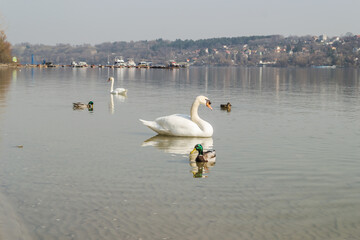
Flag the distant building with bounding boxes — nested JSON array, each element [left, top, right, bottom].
[[319, 34, 328, 42]]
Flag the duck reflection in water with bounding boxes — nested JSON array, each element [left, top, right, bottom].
[[190, 161, 215, 178]]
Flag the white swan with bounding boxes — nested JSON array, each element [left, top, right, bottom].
[[108, 77, 128, 95], [139, 95, 214, 137]]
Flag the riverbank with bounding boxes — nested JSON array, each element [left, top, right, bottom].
[[0, 191, 30, 240]]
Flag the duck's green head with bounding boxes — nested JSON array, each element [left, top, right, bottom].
[[191, 144, 203, 155], [88, 101, 94, 106]]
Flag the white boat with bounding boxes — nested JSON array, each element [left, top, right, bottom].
[[137, 61, 151, 68], [114, 56, 126, 67], [71, 61, 88, 68], [126, 58, 136, 67], [77, 62, 88, 67]]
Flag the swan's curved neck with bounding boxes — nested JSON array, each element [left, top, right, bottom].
[[190, 98, 213, 136], [190, 100, 201, 122], [190, 99, 207, 131]]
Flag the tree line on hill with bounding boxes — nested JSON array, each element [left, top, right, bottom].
[[3, 32, 360, 67], [11, 35, 274, 66]]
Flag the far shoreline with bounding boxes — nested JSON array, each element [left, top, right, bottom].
[[0, 63, 21, 68]]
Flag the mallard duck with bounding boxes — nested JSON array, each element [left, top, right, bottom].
[[140, 96, 213, 137], [108, 77, 128, 95], [73, 101, 94, 110], [190, 144, 216, 162], [220, 102, 231, 111]]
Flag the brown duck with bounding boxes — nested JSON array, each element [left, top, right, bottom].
[[73, 101, 94, 110], [220, 102, 231, 111]]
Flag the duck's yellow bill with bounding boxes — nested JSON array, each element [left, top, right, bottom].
[[190, 148, 197, 154]]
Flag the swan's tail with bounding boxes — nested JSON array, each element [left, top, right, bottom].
[[139, 119, 169, 135], [139, 119, 153, 127]]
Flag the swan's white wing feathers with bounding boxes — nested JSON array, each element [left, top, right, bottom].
[[112, 88, 127, 95], [156, 114, 199, 136], [140, 114, 204, 137], [114, 88, 127, 92]]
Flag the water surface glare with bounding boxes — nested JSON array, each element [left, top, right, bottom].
[[0, 67, 360, 240]]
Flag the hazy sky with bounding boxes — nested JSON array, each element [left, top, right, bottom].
[[1, 0, 359, 45]]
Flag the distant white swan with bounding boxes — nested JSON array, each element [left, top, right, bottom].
[[139, 95, 213, 137], [108, 77, 128, 95]]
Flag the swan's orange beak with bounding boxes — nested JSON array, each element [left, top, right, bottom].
[[206, 100, 213, 110]]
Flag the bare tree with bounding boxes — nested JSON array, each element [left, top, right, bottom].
[[0, 30, 12, 63]]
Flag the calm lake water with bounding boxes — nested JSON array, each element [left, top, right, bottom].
[[0, 66, 360, 240]]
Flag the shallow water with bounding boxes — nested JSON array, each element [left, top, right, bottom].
[[0, 67, 360, 240]]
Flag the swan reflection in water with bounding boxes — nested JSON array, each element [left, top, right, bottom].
[[109, 94, 127, 114], [142, 135, 216, 178], [142, 135, 213, 155]]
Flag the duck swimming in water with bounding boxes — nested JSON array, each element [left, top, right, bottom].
[[73, 101, 94, 110], [220, 102, 232, 112], [190, 144, 216, 162]]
